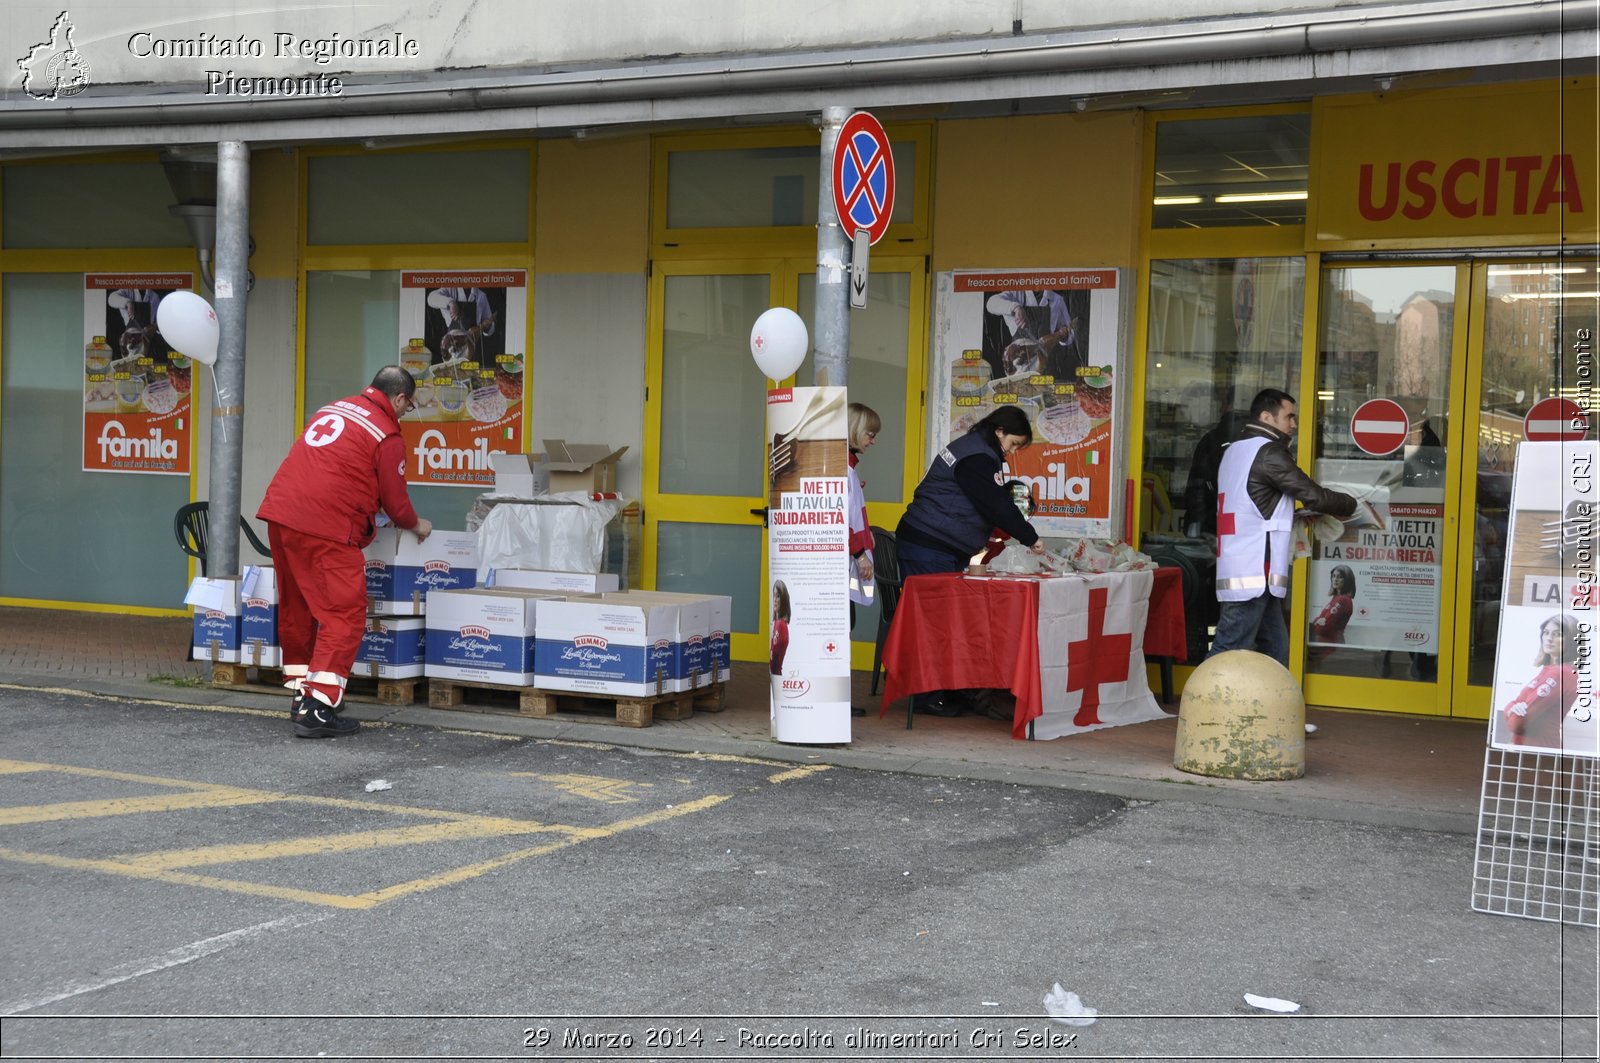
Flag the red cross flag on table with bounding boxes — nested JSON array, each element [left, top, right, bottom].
[[1027, 570, 1165, 739]]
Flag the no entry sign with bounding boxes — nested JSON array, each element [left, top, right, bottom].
[[832, 111, 895, 245], [1350, 398, 1410, 456], [1524, 396, 1591, 442]]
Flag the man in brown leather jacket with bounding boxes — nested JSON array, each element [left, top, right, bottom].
[[1207, 388, 1357, 666]]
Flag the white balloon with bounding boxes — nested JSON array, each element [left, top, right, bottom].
[[155, 290, 220, 367], [749, 307, 808, 381]]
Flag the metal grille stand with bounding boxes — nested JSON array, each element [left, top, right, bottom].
[[1472, 747, 1600, 926]]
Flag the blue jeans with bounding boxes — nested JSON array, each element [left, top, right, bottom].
[[896, 537, 968, 577], [1206, 592, 1289, 666]]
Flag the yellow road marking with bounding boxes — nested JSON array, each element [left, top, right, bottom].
[[0, 733, 837, 909], [354, 794, 730, 905], [0, 684, 283, 719], [767, 764, 832, 784], [0, 790, 290, 826], [0, 847, 373, 909], [120, 817, 599, 871], [513, 772, 654, 804]]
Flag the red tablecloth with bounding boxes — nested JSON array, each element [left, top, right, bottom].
[[880, 567, 1184, 738]]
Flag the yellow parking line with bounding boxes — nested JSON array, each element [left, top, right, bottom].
[[122, 817, 595, 871], [0, 847, 373, 910], [354, 793, 730, 905], [0, 790, 289, 826], [767, 765, 832, 784], [0, 763, 46, 775]]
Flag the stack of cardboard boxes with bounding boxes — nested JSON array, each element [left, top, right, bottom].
[[359, 527, 479, 680]]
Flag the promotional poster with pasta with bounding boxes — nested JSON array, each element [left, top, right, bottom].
[[927, 269, 1122, 537], [396, 270, 526, 487]]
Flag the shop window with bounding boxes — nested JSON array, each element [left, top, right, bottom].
[[1153, 114, 1310, 229], [796, 271, 911, 505], [3, 162, 191, 248], [0, 273, 187, 607], [657, 521, 762, 635], [303, 270, 484, 524], [665, 142, 915, 231], [1142, 257, 1306, 538], [307, 150, 530, 245]]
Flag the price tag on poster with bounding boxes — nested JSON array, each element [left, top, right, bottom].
[[766, 386, 852, 743], [397, 270, 527, 487]]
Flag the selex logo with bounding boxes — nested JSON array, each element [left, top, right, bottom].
[[779, 676, 812, 699]]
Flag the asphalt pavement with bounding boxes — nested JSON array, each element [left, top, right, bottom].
[[0, 683, 1596, 1062]]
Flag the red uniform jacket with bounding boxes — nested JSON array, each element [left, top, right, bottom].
[[1503, 663, 1579, 749], [257, 387, 418, 547]]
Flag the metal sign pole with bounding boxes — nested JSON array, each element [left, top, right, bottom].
[[208, 140, 250, 578], [813, 105, 851, 388]]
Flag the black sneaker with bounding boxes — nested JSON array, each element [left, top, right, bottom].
[[287, 693, 305, 720], [293, 703, 360, 739]]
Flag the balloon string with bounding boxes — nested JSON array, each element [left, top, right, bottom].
[[210, 367, 229, 443]]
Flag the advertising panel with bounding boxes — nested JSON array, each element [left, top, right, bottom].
[[766, 386, 851, 743], [82, 273, 194, 475], [928, 269, 1121, 538], [1487, 441, 1599, 757], [396, 270, 526, 487]]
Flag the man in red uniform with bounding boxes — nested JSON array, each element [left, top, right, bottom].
[[258, 366, 433, 738]]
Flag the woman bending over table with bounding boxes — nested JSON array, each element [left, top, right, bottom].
[[894, 404, 1045, 717]]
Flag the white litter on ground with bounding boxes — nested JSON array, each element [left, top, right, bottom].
[[1244, 992, 1301, 1013], [1042, 983, 1097, 1026], [364, 779, 393, 792]]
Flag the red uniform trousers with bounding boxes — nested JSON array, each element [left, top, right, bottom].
[[267, 523, 368, 706]]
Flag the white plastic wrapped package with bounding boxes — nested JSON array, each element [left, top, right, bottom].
[[476, 493, 625, 575]]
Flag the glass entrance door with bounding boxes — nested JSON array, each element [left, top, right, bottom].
[[1303, 257, 1600, 719], [644, 257, 925, 664]]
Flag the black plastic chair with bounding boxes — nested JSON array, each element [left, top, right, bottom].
[[175, 501, 272, 577], [868, 526, 904, 712]]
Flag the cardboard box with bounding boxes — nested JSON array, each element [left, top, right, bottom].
[[543, 439, 628, 495], [486, 567, 621, 594], [534, 596, 681, 697], [187, 577, 241, 662], [425, 588, 561, 686], [489, 452, 549, 497], [239, 566, 281, 668], [364, 528, 479, 615], [613, 590, 731, 684], [356, 615, 427, 679], [603, 591, 713, 689]]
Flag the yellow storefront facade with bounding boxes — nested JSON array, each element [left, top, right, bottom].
[[0, 3, 1594, 726]]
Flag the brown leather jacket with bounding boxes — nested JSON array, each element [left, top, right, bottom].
[[1232, 421, 1358, 519]]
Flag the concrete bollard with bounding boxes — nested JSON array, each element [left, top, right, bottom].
[[1174, 650, 1305, 780]]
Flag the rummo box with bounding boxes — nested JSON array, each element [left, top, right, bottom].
[[611, 590, 731, 684], [489, 452, 549, 497], [239, 566, 281, 668], [543, 440, 628, 495], [602, 591, 714, 689], [534, 597, 682, 697], [486, 568, 621, 594], [425, 588, 562, 686], [356, 616, 427, 679], [187, 577, 241, 662], [364, 528, 479, 615]]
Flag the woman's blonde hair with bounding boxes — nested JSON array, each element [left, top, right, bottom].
[[848, 402, 882, 450]]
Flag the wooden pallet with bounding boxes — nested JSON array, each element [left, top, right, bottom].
[[207, 660, 419, 706], [427, 674, 726, 728]]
